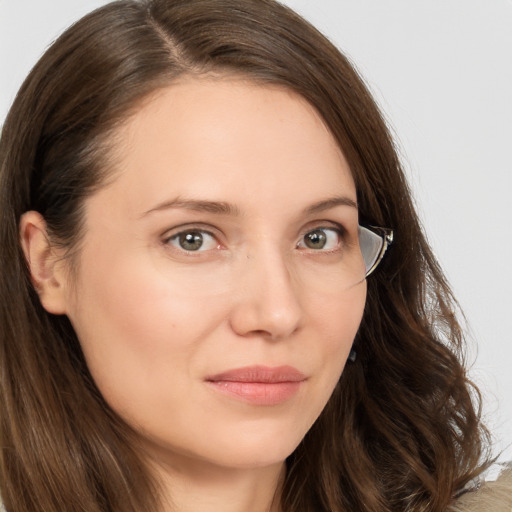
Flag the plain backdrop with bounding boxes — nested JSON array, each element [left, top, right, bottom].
[[1, 0, 511, 461]]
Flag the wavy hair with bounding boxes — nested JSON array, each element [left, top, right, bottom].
[[0, 0, 490, 511]]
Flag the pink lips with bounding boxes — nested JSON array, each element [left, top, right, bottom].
[[205, 365, 306, 405]]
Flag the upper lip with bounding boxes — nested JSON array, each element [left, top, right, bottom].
[[205, 365, 306, 383]]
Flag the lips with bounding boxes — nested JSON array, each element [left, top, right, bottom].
[[205, 365, 306, 405]]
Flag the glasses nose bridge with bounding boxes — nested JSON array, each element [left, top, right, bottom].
[[244, 240, 302, 303], [229, 242, 304, 339]]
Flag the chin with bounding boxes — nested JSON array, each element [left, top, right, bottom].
[[139, 416, 309, 473], [210, 439, 299, 470]]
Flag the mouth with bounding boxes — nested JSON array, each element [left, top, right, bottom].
[[205, 365, 306, 405]]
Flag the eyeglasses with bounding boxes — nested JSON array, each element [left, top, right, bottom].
[[359, 225, 394, 277], [317, 224, 393, 291]]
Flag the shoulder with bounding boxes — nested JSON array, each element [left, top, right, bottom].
[[449, 463, 512, 512]]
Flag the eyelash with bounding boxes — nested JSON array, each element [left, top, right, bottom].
[[165, 228, 220, 253], [162, 224, 346, 255], [296, 226, 345, 252]]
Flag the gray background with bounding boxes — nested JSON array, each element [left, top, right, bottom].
[[1, 0, 511, 461]]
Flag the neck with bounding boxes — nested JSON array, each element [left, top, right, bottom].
[[149, 452, 285, 512]]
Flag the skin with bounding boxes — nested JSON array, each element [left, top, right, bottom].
[[21, 78, 367, 512]]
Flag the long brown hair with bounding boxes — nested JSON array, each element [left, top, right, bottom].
[[0, 1, 490, 511]]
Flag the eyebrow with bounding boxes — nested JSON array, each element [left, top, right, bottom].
[[142, 198, 242, 217], [303, 196, 358, 214], [141, 195, 357, 218]]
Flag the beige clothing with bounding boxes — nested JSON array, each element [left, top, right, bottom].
[[450, 467, 512, 512]]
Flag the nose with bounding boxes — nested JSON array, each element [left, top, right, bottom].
[[229, 247, 304, 340]]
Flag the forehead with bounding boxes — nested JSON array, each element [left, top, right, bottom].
[[91, 78, 356, 220]]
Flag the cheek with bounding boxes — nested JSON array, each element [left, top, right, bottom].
[[70, 250, 217, 347], [66, 254, 201, 396], [302, 282, 366, 410], [65, 248, 247, 412], [310, 281, 366, 354]]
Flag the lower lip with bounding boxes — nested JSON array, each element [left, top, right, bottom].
[[207, 380, 303, 405]]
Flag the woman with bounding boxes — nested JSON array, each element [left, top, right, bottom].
[[0, 0, 508, 511]]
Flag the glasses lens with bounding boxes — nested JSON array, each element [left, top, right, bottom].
[[358, 225, 392, 276]]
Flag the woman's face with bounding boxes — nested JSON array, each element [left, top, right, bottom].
[[62, 78, 367, 470]]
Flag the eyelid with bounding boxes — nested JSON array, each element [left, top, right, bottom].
[[298, 220, 347, 238], [162, 223, 222, 241], [296, 223, 346, 251], [161, 223, 225, 253], [159, 220, 350, 254]]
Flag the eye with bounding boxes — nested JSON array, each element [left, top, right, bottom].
[[297, 227, 342, 251], [166, 229, 219, 252]]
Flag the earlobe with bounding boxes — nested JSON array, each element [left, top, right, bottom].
[[19, 211, 69, 315]]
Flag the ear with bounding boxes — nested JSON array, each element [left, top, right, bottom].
[[19, 211, 69, 315]]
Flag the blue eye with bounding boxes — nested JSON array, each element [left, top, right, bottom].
[[297, 228, 342, 251], [167, 230, 218, 252]]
